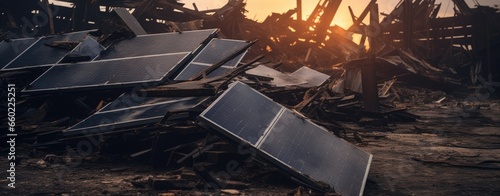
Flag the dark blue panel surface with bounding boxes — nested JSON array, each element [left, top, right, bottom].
[[260, 110, 371, 196], [199, 82, 372, 196], [202, 82, 281, 145], [64, 97, 205, 136], [23, 53, 189, 93], [3, 30, 94, 70], [174, 62, 230, 81], [96, 29, 217, 60], [0, 38, 38, 68], [192, 38, 247, 67], [100, 93, 184, 112], [289, 66, 330, 87]]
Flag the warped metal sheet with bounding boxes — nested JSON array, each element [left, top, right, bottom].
[[113, 8, 147, 35], [246, 65, 307, 87], [345, 68, 363, 93], [23, 53, 190, 93], [289, 66, 330, 87], [2, 30, 95, 70], [96, 29, 218, 60], [0, 38, 38, 69], [174, 62, 231, 81], [64, 96, 206, 136], [199, 82, 372, 196], [173, 38, 247, 81]]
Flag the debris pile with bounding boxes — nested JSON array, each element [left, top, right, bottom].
[[1, 0, 499, 195]]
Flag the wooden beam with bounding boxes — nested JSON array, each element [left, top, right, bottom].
[[362, 3, 380, 112], [296, 0, 302, 21], [348, 0, 377, 32]]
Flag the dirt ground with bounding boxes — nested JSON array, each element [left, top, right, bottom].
[[360, 99, 500, 196], [1, 95, 499, 196]]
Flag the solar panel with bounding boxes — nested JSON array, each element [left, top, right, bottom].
[[2, 30, 95, 70], [61, 36, 104, 62], [64, 96, 206, 136], [174, 62, 231, 81], [259, 110, 372, 196], [173, 38, 247, 81], [23, 53, 190, 94], [0, 38, 38, 68], [96, 29, 218, 60], [245, 65, 307, 87], [199, 82, 372, 196], [191, 38, 248, 67], [289, 66, 330, 87], [201, 82, 282, 145], [100, 93, 184, 112]]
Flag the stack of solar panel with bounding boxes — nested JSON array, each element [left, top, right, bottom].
[[63, 94, 207, 137], [1, 30, 96, 71], [21, 29, 219, 94]]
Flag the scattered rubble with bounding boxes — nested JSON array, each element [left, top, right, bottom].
[[1, 0, 499, 195]]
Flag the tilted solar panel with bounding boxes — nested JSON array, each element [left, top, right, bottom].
[[259, 110, 372, 196], [2, 30, 95, 70], [245, 65, 307, 87], [174, 62, 231, 81], [64, 96, 206, 136], [289, 66, 330, 87], [192, 38, 248, 67], [0, 38, 38, 68], [202, 82, 282, 145], [23, 53, 190, 93], [173, 38, 248, 81], [100, 93, 185, 112], [96, 29, 218, 60], [199, 82, 372, 196]]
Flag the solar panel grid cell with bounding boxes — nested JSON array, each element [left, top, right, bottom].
[[202, 82, 281, 145]]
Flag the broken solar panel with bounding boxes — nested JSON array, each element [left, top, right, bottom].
[[191, 38, 248, 67], [174, 38, 248, 81], [64, 96, 206, 137], [245, 65, 307, 87], [289, 66, 330, 87], [0, 37, 38, 69], [96, 29, 218, 60], [174, 62, 231, 81], [199, 82, 372, 196], [23, 53, 190, 94], [60, 36, 104, 63], [99, 92, 187, 112], [2, 30, 95, 70]]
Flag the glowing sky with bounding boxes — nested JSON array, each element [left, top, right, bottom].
[[181, 0, 499, 29], [48, 0, 499, 29]]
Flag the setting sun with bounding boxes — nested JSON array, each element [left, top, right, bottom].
[[245, 0, 355, 29], [181, 0, 499, 29]]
